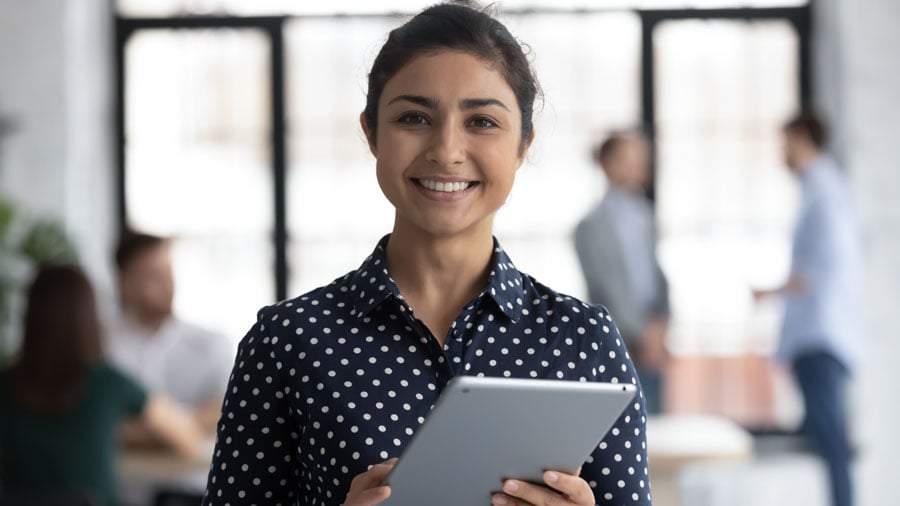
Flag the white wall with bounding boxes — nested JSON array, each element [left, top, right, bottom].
[[0, 0, 117, 303], [814, 1, 900, 505]]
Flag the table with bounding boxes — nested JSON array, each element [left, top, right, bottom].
[[646, 414, 754, 505], [118, 439, 215, 506]]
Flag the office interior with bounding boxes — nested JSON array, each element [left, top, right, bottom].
[[0, 0, 898, 505]]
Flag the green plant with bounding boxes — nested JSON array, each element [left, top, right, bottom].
[[0, 196, 78, 362]]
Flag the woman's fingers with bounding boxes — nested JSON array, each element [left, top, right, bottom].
[[369, 457, 397, 479], [344, 458, 398, 506], [491, 470, 594, 506], [350, 485, 392, 505], [541, 470, 593, 503], [352, 459, 398, 486]]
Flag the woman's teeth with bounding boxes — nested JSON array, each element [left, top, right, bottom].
[[418, 179, 472, 192]]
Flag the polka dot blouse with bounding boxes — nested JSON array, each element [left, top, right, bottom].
[[203, 236, 651, 505]]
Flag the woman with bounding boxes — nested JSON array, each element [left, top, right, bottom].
[[203, 4, 650, 506], [0, 264, 202, 506]]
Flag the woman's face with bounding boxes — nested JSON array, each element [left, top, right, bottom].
[[364, 50, 532, 240]]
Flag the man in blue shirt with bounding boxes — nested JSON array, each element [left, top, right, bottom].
[[755, 111, 863, 506]]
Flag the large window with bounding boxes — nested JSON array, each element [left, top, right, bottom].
[[117, 2, 811, 429], [118, 10, 645, 342]]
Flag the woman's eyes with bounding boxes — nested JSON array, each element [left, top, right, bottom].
[[468, 116, 499, 129], [394, 113, 499, 129], [397, 113, 429, 125]]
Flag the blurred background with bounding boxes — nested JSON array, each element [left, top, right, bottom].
[[0, 0, 898, 505]]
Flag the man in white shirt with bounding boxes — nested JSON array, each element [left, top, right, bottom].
[[107, 232, 234, 434], [573, 132, 670, 414]]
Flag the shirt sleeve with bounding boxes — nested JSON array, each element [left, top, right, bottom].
[[573, 218, 608, 307], [580, 310, 652, 505], [573, 217, 643, 343], [791, 194, 827, 281], [203, 308, 302, 506], [103, 363, 148, 417], [200, 330, 239, 403]]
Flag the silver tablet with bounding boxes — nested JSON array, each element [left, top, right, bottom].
[[382, 375, 637, 506]]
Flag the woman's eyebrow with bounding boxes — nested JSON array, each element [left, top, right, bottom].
[[386, 95, 510, 112], [460, 98, 510, 111], [386, 95, 436, 108]]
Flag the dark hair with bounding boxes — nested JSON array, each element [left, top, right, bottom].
[[784, 110, 828, 149], [592, 131, 640, 170], [363, 2, 539, 147], [8, 264, 103, 414], [115, 231, 168, 272]]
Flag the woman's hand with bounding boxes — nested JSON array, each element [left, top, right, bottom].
[[491, 469, 595, 506], [342, 458, 397, 506]]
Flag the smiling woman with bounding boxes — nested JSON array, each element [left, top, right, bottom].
[[365, 51, 529, 257], [202, 4, 651, 506]]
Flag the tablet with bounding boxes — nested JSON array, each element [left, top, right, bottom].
[[382, 376, 637, 506]]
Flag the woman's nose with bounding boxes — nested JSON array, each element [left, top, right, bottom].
[[424, 121, 467, 167]]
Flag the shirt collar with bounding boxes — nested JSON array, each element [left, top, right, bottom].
[[349, 235, 402, 319], [799, 154, 838, 193], [120, 312, 179, 340], [483, 239, 525, 322], [349, 235, 524, 323]]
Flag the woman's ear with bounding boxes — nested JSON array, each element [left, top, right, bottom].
[[516, 130, 536, 168], [360, 112, 376, 155]]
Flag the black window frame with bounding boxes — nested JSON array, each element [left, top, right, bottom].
[[115, 15, 289, 299], [638, 6, 812, 199]]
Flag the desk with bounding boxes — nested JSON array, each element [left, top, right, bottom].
[[118, 420, 751, 506], [118, 439, 215, 506], [647, 414, 753, 506]]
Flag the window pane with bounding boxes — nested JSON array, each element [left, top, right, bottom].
[[654, 19, 800, 358], [497, 12, 641, 295], [285, 17, 398, 295], [125, 29, 273, 343]]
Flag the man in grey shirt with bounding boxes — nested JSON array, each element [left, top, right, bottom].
[[574, 132, 670, 414]]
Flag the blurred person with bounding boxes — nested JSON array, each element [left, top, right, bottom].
[[754, 111, 862, 506], [107, 232, 233, 437], [0, 264, 202, 506], [573, 131, 670, 414]]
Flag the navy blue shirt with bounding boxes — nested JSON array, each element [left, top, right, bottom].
[[203, 236, 651, 505]]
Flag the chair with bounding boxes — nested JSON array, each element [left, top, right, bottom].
[[153, 490, 204, 506]]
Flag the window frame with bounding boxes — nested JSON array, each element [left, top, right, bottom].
[[115, 15, 290, 299], [639, 5, 812, 199]]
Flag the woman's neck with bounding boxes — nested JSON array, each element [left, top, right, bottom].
[[385, 222, 495, 345]]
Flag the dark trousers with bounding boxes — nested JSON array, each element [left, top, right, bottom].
[[793, 351, 853, 506]]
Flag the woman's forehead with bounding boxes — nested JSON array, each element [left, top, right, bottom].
[[380, 51, 518, 107]]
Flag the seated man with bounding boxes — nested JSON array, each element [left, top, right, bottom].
[[106, 232, 233, 437]]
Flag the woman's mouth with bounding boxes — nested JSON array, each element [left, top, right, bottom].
[[414, 178, 478, 193]]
